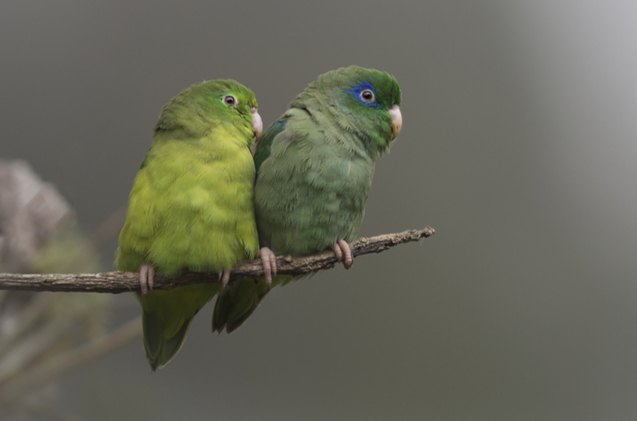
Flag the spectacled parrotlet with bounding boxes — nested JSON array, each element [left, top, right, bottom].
[[115, 79, 263, 370], [213, 66, 403, 332]]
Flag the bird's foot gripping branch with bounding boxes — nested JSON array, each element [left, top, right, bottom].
[[0, 226, 435, 294]]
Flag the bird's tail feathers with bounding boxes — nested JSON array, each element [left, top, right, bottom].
[[212, 278, 270, 333], [143, 309, 194, 371]]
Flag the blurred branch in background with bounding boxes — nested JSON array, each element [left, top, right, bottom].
[[0, 159, 435, 420], [0, 227, 436, 293], [0, 160, 139, 420]]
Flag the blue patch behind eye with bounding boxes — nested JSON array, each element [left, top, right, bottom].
[[348, 82, 380, 108]]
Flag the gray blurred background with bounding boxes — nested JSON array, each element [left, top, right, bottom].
[[2, 0, 637, 420]]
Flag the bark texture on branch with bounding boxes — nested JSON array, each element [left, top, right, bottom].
[[0, 227, 435, 294]]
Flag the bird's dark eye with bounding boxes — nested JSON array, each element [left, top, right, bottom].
[[360, 89, 375, 103], [223, 95, 237, 107]]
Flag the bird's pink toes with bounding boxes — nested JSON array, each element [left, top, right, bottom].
[[332, 240, 353, 269], [139, 264, 155, 295], [219, 270, 231, 288], [260, 247, 278, 286]]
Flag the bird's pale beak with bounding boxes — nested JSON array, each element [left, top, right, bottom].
[[389, 105, 402, 140], [251, 107, 263, 138]]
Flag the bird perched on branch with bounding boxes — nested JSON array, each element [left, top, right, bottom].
[[213, 66, 403, 332], [116, 80, 263, 369]]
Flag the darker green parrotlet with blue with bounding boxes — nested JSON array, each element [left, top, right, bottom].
[[213, 66, 403, 332], [116, 79, 263, 370]]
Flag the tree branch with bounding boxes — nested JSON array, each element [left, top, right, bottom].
[[0, 227, 435, 293]]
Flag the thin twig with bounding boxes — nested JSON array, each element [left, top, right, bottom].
[[0, 227, 435, 294], [0, 317, 142, 405]]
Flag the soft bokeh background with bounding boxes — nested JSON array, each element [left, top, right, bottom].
[[2, 0, 637, 419]]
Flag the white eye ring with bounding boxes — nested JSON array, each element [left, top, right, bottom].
[[360, 89, 375, 102], [223, 95, 238, 107]]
